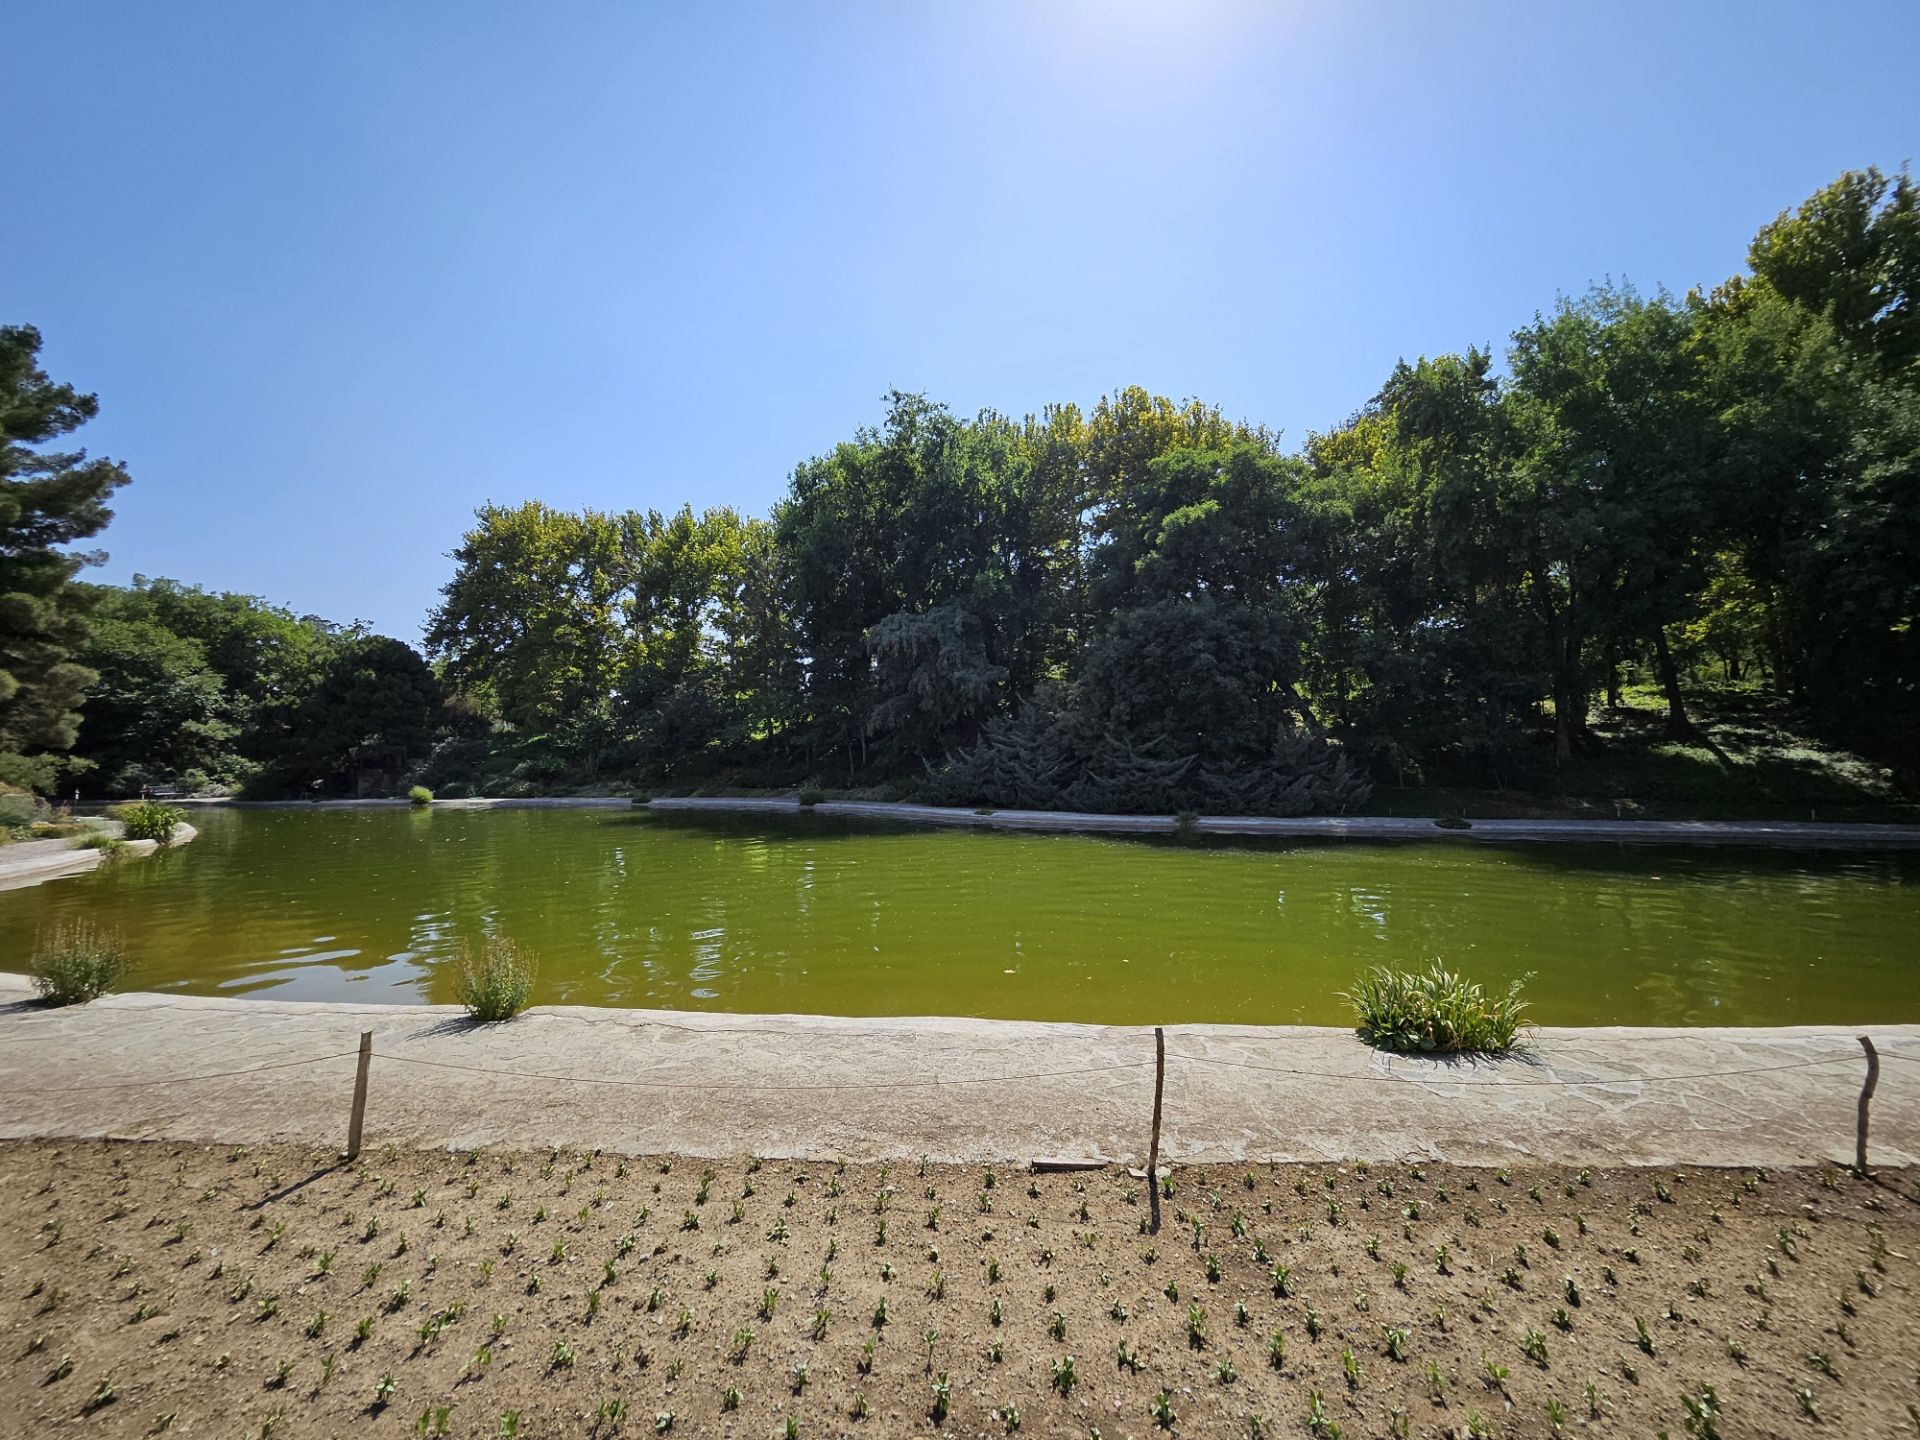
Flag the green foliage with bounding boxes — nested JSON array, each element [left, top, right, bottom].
[[39, 167, 1920, 810], [921, 686, 1370, 816], [70, 595, 243, 790], [865, 603, 1006, 762], [68, 576, 355, 794], [408, 785, 434, 806], [796, 783, 826, 807], [282, 636, 443, 792], [0, 784, 47, 830], [425, 501, 625, 738], [29, 921, 131, 1005], [451, 938, 537, 1022], [1, 325, 130, 793], [114, 800, 185, 843], [62, 574, 436, 799], [1347, 964, 1530, 1054]]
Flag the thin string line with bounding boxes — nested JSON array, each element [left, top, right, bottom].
[[375, 1050, 1154, 1092], [0, 1042, 1892, 1098], [1164, 1048, 1868, 1088], [0, 1000, 1117, 1046], [0, 1049, 360, 1094]]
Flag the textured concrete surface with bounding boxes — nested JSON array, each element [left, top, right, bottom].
[[648, 796, 1920, 848], [0, 977, 1910, 1169], [0, 821, 197, 893]]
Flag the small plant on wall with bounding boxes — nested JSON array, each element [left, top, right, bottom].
[[29, 922, 131, 1006], [452, 937, 538, 1022], [114, 800, 186, 844], [1346, 963, 1530, 1054]]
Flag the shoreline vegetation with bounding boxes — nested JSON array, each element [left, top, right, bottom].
[[5, 170, 1917, 830], [0, 816, 197, 893], [445, 938, 1538, 1059], [25, 918, 129, 1005], [1347, 964, 1531, 1055]]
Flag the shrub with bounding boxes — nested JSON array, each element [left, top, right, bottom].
[[30, 923, 132, 1006], [408, 786, 434, 807], [30, 821, 91, 840], [451, 937, 537, 1022], [796, 784, 826, 807], [71, 831, 129, 858], [1346, 963, 1530, 1054], [115, 800, 187, 844], [0, 787, 48, 831]]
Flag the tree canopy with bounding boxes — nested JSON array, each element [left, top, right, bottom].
[[30, 166, 1920, 809], [0, 325, 129, 793], [416, 170, 1917, 806], [67, 577, 407, 795]]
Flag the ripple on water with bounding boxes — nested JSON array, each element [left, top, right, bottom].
[[0, 808, 1910, 1025]]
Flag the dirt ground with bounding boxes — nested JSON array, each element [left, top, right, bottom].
[[0, 1142, 1913, 1440]]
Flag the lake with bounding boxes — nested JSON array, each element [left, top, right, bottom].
[[1, 806, 1913, 1025]]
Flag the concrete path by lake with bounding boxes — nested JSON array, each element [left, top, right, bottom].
[[1, 977, 1911, 1170]]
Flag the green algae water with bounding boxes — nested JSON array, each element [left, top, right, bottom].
[[2, 807, 1914, 1025]]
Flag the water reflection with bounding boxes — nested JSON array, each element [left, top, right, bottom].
[[0, 806, 1912, 1026]]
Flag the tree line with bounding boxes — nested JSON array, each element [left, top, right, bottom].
[[2, 168, 1913, 808]]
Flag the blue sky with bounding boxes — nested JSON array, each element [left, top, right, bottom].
[[12, 1, 1917, 642]]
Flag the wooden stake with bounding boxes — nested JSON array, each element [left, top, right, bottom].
[[1855, 1035, 1879, 1175], [1147, 1026, 1165, 1235], [346, 1030, 373, 1161]]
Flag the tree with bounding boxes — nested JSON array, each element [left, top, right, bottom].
[[710, 514, 800, 752], [71, 591, 243, 792], [1698, 169, 1920, 756], [425, 502, 623, 734], [1080, 443, 1318, 765], [68, 576, 353, 791], [865, 602, 1005, 763], [777, 393, 993, 774], [128, 575, 347, 732], [0, 325, 130, 792], [1747, 166, 1919, 376], [1506, 285, 1717, 738], [284, 636, 443, 791], [1319, 352, 1547, 777]]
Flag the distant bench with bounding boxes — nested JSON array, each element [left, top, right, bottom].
[[146, 787, 187, 800]]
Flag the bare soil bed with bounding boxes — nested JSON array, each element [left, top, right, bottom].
[[1, 1141, 1914, 1439]]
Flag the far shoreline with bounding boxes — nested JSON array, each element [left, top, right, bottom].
[[0, 820, 198, 894], [176, 793, 1920, 849]]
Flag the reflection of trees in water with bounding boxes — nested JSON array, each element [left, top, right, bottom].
[[0, 808, 1912, 1026]]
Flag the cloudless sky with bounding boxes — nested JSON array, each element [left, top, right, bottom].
[[11, 2, 1917, 641]]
